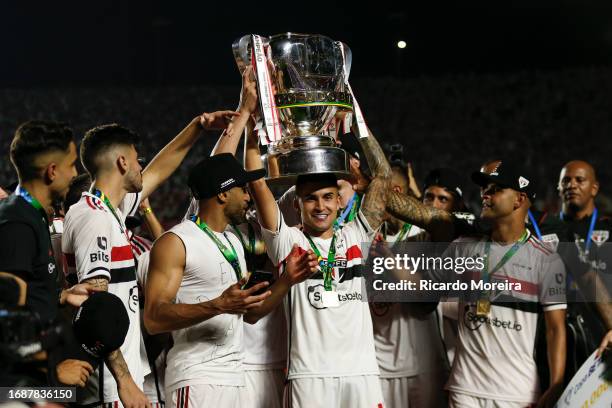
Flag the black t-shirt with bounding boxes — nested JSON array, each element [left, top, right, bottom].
[[0, 195, 58, 324]]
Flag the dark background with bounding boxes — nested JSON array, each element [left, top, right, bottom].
[[2, 0, 612, 86], [1, 1, 612, 221]]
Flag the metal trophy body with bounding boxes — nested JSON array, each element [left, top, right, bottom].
[[233, 33, 354, 184]]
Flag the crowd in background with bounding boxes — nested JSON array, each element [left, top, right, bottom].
[[2, 66, 612, 224]]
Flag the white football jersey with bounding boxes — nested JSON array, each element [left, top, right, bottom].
[[260, 204, 380, 379], [163, 220, 247, 392], [63, 192, 144, 405]]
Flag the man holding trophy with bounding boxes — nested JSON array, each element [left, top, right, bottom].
[[235, 33, 392, 407]]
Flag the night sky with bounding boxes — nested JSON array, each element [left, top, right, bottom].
[[2, 0, 612, 87]]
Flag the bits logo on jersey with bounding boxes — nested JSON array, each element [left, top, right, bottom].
[[463, 305, 522, 332], [90, 251, 109, 263], [307, 284, 362, 309], [97, 236, 108, 250]]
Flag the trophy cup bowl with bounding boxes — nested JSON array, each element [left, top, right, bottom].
[[233, 33, 354, 185]]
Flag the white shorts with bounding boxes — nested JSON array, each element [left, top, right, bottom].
[[449, 392, 533, 408], [285, 375, 384, 408], [169, 384, 248, 408], [380, 371, 447, 408], [245, 368, 285, 408]]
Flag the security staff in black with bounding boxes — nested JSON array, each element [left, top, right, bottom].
[[529, 160, 612, 382]]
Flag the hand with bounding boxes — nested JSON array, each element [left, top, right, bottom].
[[596, 329, 612, 358], [406, 162, 422, 199], [282, 244, 318, 286], [56, 359, 93, 387], [61, 281, 105, 307], [212, 277, 271, 314], [536, 383, 563, 408], [199, 110, 240, 130], [369, 233, 394, 260], [350, 157, 369, 194], [118, 378, 151, 408], [0, 186, 8, 200], [238, 66, 259, 115]]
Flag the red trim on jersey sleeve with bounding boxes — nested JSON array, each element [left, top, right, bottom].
[[111, 245, 134, 262], [85, 196, 97, 210]]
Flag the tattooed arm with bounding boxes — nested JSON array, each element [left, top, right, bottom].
[[355, 127, 392, 230], [386, 191, 456, 242]]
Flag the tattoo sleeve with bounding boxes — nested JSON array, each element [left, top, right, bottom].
[[386, 191, 455, 241], [105, 349, 131, 383], [357, 128, 392, 231], [83, 277, 109, 291]]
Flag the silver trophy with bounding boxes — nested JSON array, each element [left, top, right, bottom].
[[233, 33, 355, 184]]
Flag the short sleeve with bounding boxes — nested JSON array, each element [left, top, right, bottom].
[[66, 212, 113, 283], [539, 252, 567, 311], [259, 202, 306, 266], [0, 222, 37, 277], [118, 192, 142, 219]]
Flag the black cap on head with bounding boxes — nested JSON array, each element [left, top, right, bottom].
[[471, 160, 536, 199], [188, 153, 265, 199], [424, 168, 465, 198], [72, 292, 129, 359]]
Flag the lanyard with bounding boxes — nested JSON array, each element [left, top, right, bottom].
[[383, 222, 412, 243], [305, 233, 337, 291], [560, 208, 598, 255], [14, 185, 48, 226], [90, 187, 126, 235], [334, 193, 361, 231], [482, 229, 530, 285], [192, 216, 242, 281], [232, 223, 256, 254], [527, 209, 542, 240]]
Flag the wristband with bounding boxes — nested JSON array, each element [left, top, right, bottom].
[[140, 207, 153, 215]]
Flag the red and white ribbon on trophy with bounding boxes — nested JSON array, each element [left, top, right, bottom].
[[338, 42, 369, 138], [251, 34, 282, 145]]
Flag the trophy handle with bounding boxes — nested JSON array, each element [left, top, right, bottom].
[[232, 34, 271, 75], [339, 42, 352, 80]]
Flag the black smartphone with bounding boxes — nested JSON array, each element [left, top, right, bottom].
[[242, 271, 275, 294]]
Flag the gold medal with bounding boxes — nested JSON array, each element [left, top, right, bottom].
[[476, 299, 491, 316]]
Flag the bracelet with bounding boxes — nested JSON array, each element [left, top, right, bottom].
[[140, 207, 153, 215]]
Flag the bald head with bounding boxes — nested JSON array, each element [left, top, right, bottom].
[[558, 160, 599, 218]]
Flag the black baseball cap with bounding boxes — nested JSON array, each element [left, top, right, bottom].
[[72, 292, 129, 360], [424, 168, 465, 198], [188, 153, 265, 199], [471, 160, 536, 199]]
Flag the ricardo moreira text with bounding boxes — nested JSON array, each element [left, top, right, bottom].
[[370, 254, 523, 292]]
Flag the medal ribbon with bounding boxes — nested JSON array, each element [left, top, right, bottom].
[[527, 209, 543, 240], [305, 233, 337, 291], [334, 193, 361, 230], [90, 188, 127, 235], [560, 208, 598, 255], [192, 216, 242, 281], [231, 223, 257, 273], [15, 185, 48, 225], [481, 229, 530, 298]]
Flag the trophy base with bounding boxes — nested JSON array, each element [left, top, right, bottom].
[[264, 136, 351, 186]]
